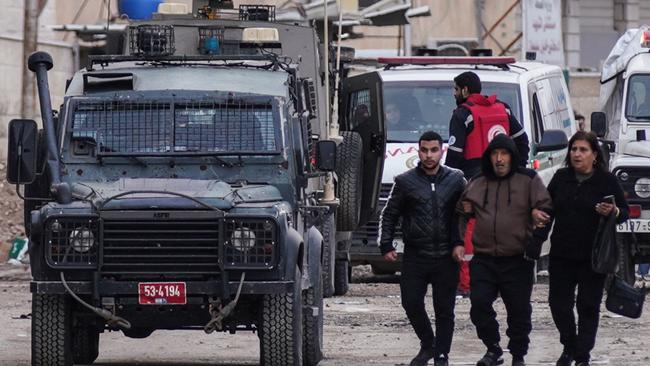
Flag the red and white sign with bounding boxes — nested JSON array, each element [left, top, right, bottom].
[[522, 0, 565, 66], [138, 282, 187, 305]]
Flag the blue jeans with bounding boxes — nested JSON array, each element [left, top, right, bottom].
[[639, 263, 650, 276]]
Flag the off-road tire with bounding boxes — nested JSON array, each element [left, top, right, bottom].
[[260, 267, 303, 366], [32, 294, 72, 366], [73, 325, 100, 365], [336, 131, 363, 231], [617, 233, 635, 285], [303, 261, 323, 365], [319, 214, 336, 298], [334, 260, 350, 296]]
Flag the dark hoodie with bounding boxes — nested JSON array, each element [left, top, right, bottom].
[[458, 134, 552, 257]]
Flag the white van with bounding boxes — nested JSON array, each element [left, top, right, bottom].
[[348, 56, 576, 274], [594, 26, 650, 284]]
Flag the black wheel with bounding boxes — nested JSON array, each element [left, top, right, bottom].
[[617, 233, 635, 285], [303, 260, 323, 366], [319, 214, 336, 298], [336, 131, 363, 231], [32, 294, 72, 366], [334, 260, 349, 296], [73, 325, 99, 365], [260, 267, 303, 366]]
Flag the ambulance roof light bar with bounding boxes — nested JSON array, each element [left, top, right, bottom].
[[641, 30, 650, 48], [378, 56, 516, 70]]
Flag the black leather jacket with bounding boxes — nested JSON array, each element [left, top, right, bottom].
[[379, 164, 466, 259]]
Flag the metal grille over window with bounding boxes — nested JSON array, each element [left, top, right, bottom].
[[72, 101, 172, 154], [129, 24, 175, 57], [46, 218, 98, 267], [238, 5, 276, 21], [223, 219, 276, 268], [71, 99, 278, 155], [175, 100, 277, 153]]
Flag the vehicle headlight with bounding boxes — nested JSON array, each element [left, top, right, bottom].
[[635, 178, 650, 198], [619, 171, 629, 181], [230, 226, 256, 251], [69, 227, 96, 253]]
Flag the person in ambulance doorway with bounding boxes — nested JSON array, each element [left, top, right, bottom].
[[446, 71, 531, 299], [379, 131, 467, 366]]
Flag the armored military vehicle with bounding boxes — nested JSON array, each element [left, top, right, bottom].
[[6, 5, 385, 365]]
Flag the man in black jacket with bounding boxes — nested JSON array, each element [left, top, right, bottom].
[[379, 131, 467, 366]]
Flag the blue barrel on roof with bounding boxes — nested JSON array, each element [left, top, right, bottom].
[[118, 0, 163, 20]]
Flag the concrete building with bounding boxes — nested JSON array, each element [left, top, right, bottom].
[[343, 0, 650, 126], [2, 0, 650, 152]]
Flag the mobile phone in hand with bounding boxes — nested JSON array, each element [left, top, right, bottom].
[[602, 195, 615, 204]]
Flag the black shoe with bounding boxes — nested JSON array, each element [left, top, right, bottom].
[[575, 362, 590, 366], [556, 349, 574, 366], [410, 347, 436, 366], [511, 359, 526, 366], [434, 355, 449, 366], [476, 351, 504, 366]]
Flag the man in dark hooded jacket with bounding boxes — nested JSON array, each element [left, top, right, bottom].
[[447, 71, 530, 300], [458, 134, 552, 366]]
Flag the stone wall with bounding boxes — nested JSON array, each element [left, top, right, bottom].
[[0, 1, 76, 158]]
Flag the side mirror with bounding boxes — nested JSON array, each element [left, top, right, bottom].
[[316, 140, 336, 171], [7, 119, 39, 184], [537, 129, 568, 152], [591, 112, 607, 138]]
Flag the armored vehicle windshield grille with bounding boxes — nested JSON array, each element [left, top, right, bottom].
[[71, 99, 278, 155], [101, 219, 220, 278], [175, 101, 276, 152]]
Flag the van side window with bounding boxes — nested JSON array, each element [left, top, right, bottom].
[[548, 77, 574, 135], [531, 93, 545, 144], [348, 89, 371, 130]]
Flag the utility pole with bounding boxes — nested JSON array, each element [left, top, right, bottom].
[[21, 0, 48, 119]]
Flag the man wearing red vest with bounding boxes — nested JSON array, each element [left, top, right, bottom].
[[446, 71, 530, 298]]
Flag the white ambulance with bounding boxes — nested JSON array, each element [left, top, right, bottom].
[[594, 26, 650, 284], [348, 56, 576, 274]]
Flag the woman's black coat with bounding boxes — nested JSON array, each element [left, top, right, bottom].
[[546, 167, 629, 261]]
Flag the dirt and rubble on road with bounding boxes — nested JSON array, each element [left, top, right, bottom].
[[0, 263, 649, 365]]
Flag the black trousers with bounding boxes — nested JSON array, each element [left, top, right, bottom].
[[400, 256, 459, 355], [548, 257, 606, 363], [469, 254, 534, 357]]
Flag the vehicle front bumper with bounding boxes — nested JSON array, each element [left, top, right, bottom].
[[31, 280, 293, 295]]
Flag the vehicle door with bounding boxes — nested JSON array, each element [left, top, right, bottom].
[[340, 71, 386, 227], [546, 76, 575, 172], [528, 78, 560, 185]]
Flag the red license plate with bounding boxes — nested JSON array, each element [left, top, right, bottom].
[[138, 282, 186, 305]]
